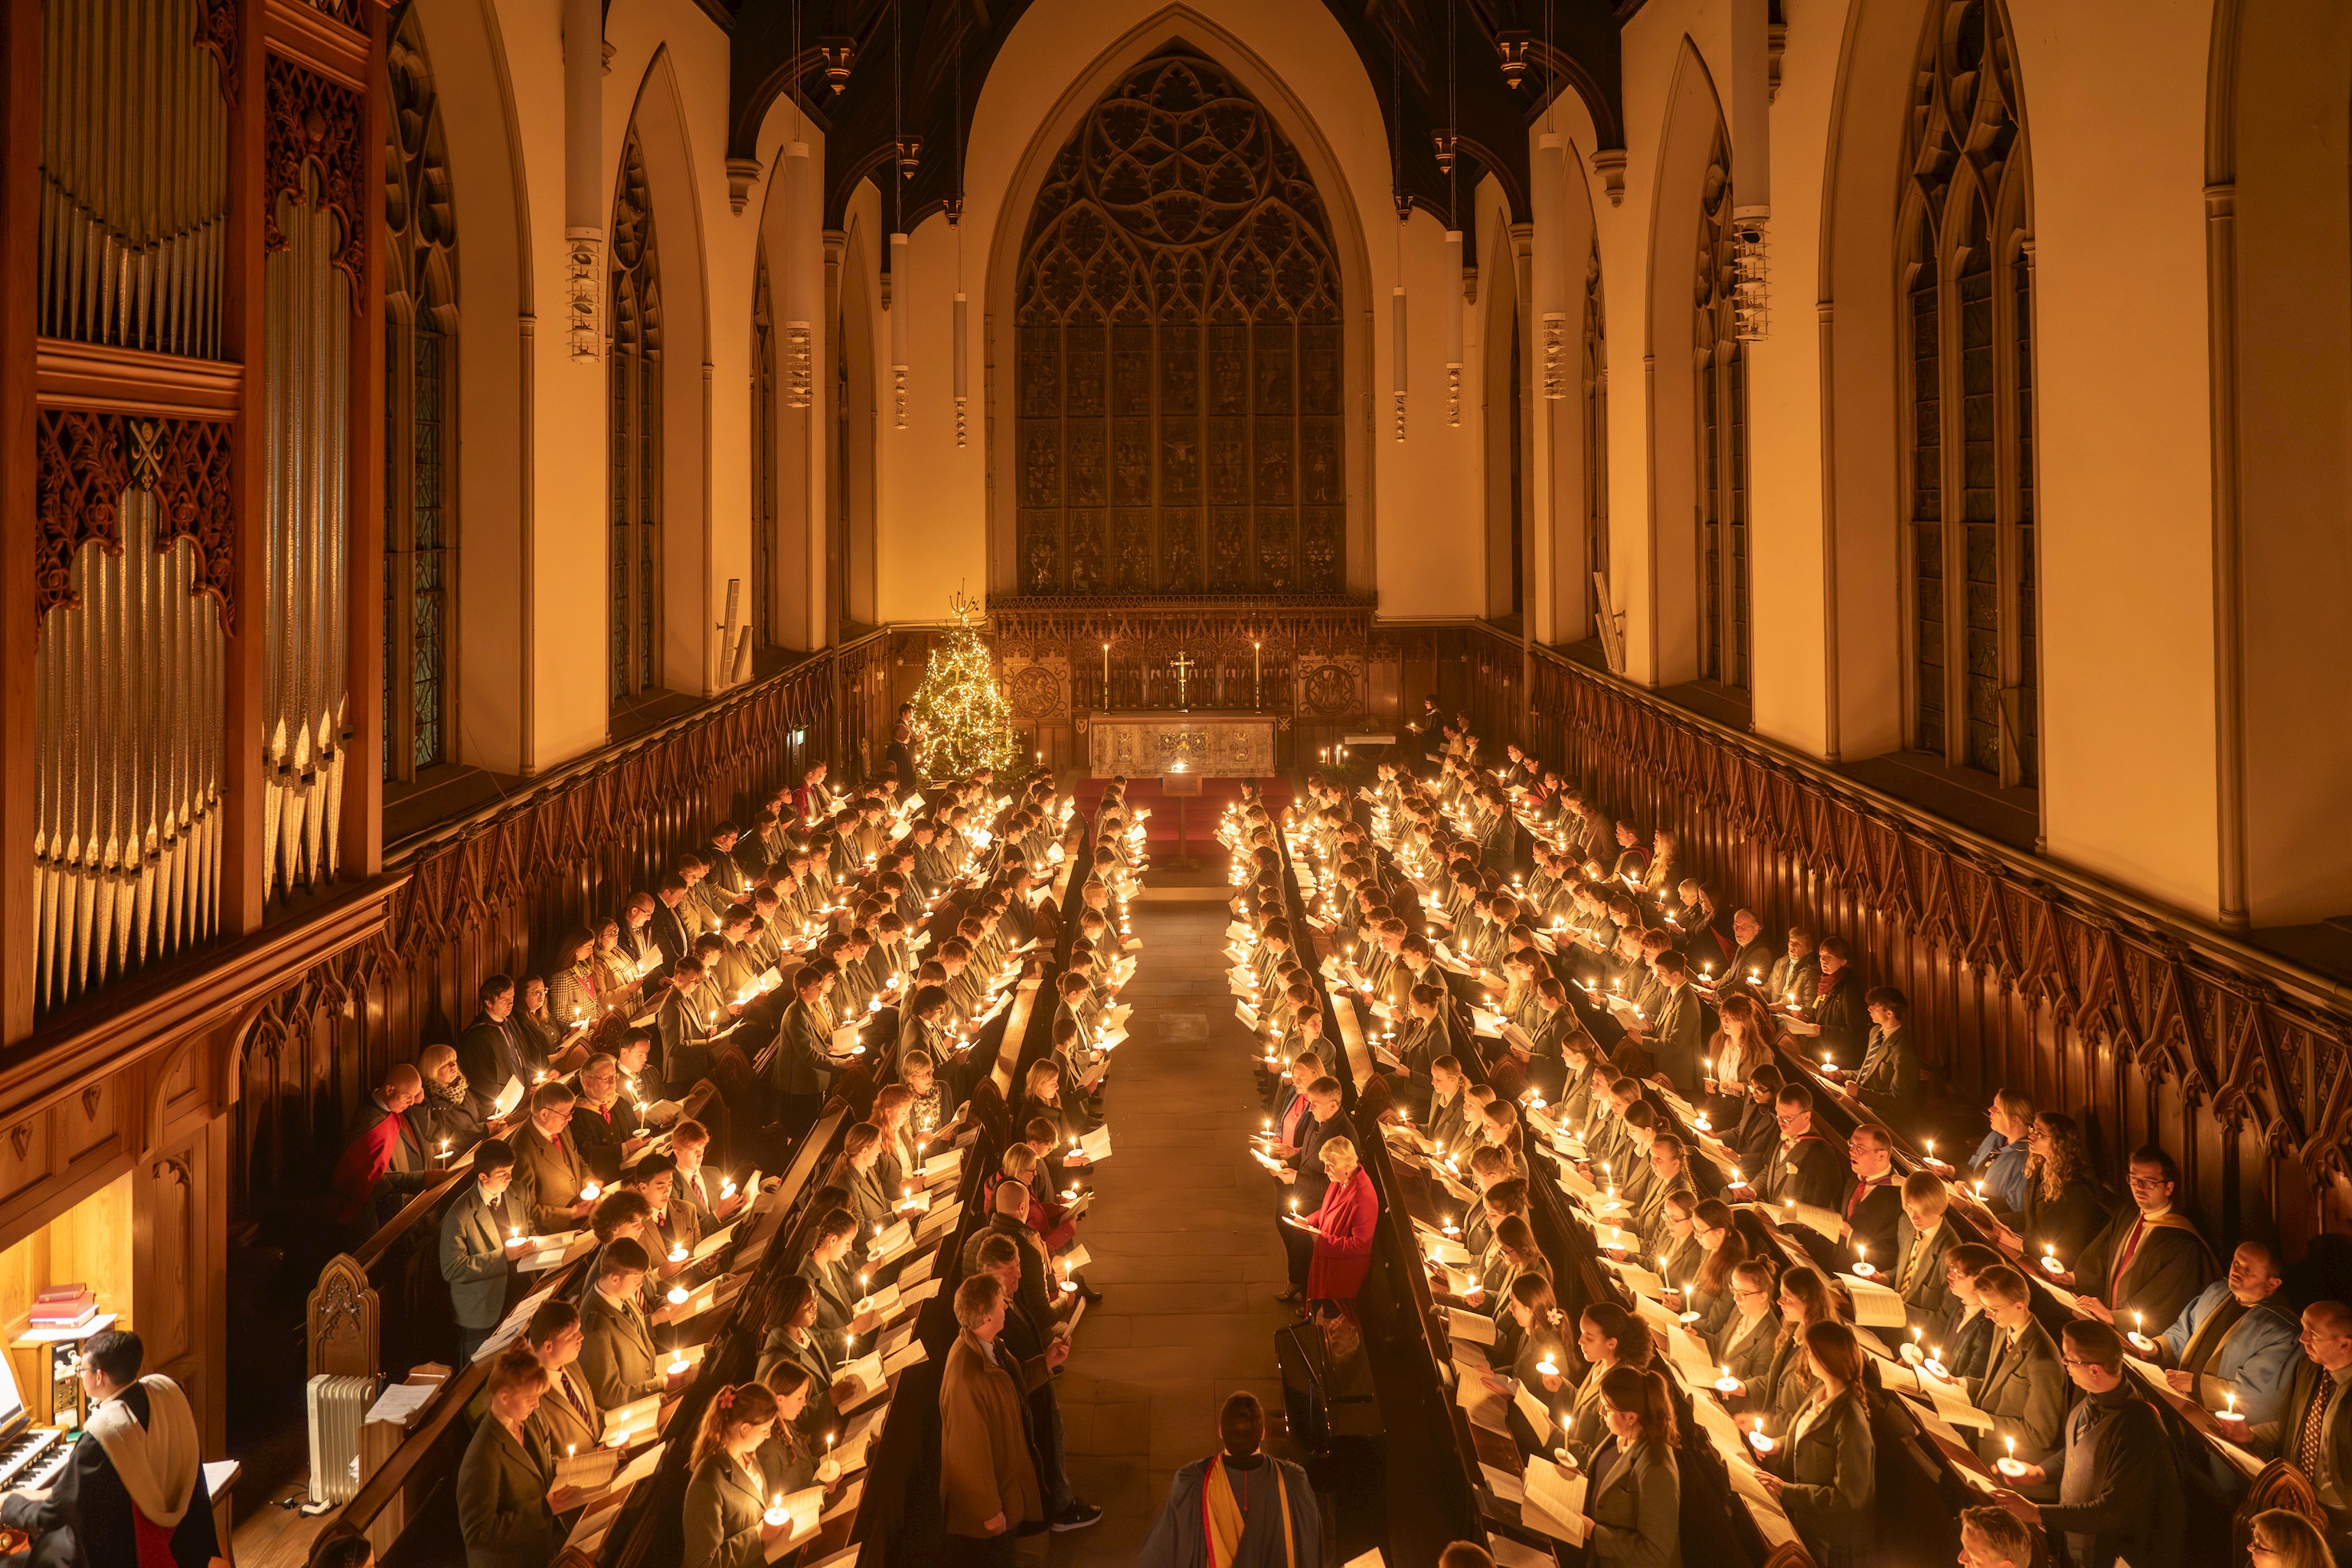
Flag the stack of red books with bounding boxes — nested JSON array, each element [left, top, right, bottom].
[[28, 1285, 96, 1330]]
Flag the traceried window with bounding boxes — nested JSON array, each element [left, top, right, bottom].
[[383, 11, 456, 779], [1694, 126, 1749, 693], [1583, 241, 1609, 635], [609, 134, 662, 702], [1013, 50, 1345, 596], [1903, 0, 2037, 787], [753, 246, 776, 648]]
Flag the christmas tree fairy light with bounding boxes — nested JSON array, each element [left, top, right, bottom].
[[911, 590, 1015, 778]]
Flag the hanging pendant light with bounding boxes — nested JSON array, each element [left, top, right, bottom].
[[1443, 228, 1464, 427], [1534, 133, 1567, 400], [952, 291, 969, 447], [1392, 283, 1409, 442], [890, 230, 910, 429], [782, 140, 812, 409]]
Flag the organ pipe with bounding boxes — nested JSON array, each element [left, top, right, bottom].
[[34, 492, 226, 1013], [37, 0, 230, 358], [263, 175, 351, 903]]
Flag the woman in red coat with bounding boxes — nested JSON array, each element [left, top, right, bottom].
[[1300, 1137, 1380, 1305]]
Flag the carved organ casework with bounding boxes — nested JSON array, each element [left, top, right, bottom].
[[31, 0, 234, 1015], [1014, 51, 1346, 597], [263, 60, 365, 903]]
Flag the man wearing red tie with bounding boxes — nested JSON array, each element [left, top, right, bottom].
[[2059, 1146, 2216, 1331], [1841, 1124, 1905, 1270]]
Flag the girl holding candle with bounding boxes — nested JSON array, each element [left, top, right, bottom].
[[1710, 1259, 1783, 1415], [754, 1278, 851, 1443], [1766, 1268, 1842, 1432], [825, 1123, 895, 1233], [754, 1364, 834, 1498], [1668, 1198, 1749, 1342], [1758, 1321, 1878, 1566], [681, 1381, 785, 1568], [1582, 1365, 1683, 1567], [1563, 1303, 1653, 1468]]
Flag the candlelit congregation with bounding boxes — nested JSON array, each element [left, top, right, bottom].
[[5, 0, 2351, 1566]]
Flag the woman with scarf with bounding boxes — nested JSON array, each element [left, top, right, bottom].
[[417, 1043, 488, 1156], [1137, 1392, 1318, 1568]]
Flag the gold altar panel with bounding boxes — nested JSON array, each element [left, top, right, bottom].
[[1086, 714, 1277, 778]]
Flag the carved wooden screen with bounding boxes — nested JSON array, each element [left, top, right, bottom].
[[1014, 51, 1344, 596], [1903, 0, 2037, 787]]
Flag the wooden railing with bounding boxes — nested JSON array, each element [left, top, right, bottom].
[[230, 642, 894, 1228], [1456, 623, 2352, 1256]]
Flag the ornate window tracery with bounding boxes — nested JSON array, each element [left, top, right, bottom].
[[1694, 126, 1749, 693], [609, 133, 663, 702], [1013, 51, 1345, 597], [1903, 0, 2037, 786], [753, 247, 776, 649], [383, 9, 456, 779], [1583, 241, 1609, 636]]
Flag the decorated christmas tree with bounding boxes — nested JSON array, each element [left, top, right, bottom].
[[910, 591, 1015, 779]]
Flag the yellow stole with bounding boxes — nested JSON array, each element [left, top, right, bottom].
[[1203, 1455, 1295, 1568]]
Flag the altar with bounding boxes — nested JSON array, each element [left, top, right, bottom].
[[1087, 711, 1277, 778]]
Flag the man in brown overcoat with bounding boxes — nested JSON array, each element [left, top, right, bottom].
[[938, 1272, 1049, 1563]]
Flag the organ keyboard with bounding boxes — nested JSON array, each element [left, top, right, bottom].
[[0, 1351, 68, 1500]]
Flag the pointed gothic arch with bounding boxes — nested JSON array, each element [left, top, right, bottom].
[[383, 7, 459, 782], [1899, 0, 2038, 789]]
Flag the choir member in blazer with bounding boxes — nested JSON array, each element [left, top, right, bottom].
[[1665, 1198, 1746, 1344], [795, 1207, 865, 1338], [1562, 1304, 1653, 1468], [754, 1278, 848, 1445], [518, 1301, 602, 1465], [1759, 1321, 1877, 1567], [578, 1240, 683, 1410], [456, 1350, 562, 1568], [1966, 1265, 2068, 1500], [511, 1082, 597, 1233], [1711, 1259, 1782, 1418], [1890, 1170, 1958, 1336], [1936, 1243, 2007, 1386], [682, 1382, 790, 1568], [753, 1364, 827, 1501], [1581, 1365, 1682, 1568], [438, 1138, 530, 1363]]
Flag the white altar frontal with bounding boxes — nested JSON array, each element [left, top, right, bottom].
[[1087, 712, 1277, 778]]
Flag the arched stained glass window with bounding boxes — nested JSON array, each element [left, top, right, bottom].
[[1694, 126, 1749, 694], [610, 134, 662, 702], [1903, 0, 2037, 786], [384, 10, 456, 779], [1013, 51, 1345, 596]]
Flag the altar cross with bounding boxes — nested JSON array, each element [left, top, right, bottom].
[[1171, 649, 1195, 709]]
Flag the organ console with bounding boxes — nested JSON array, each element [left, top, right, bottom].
[[0, 1352, 77, 1551]]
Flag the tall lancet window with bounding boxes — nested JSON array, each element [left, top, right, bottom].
[[753, 247, 776, 650], [1903, 0, 2037, 786], [1694, 126, 1749, 693], [384, 11, 458, 779], [609, 136, 663, 702], [1583, 242, 1609, 635]]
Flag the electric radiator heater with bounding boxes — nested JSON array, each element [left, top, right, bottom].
[[305, 1374, 373, 1505]]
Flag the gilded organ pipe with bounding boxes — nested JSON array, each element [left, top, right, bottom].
[[37, 0, 229, 358], [263, 176, 351, 902], [34, 491, 226, 1013]]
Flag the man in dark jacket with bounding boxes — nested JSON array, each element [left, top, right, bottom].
[[957, 1182, 1060, 1334], [0, 1330, 220, 1568], [457, 976, 539, 1107], [2006, 1319, 2184, 1568], [973, 1233, 1099, 1533]]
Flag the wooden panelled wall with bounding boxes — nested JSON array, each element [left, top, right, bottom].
[[230, 638, 890, 1230], [1454, 626, 2352, 1258]]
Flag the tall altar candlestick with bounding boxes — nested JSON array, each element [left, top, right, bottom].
[[1253, 641, 1262, 709], [1101, 642, 1111, 698]]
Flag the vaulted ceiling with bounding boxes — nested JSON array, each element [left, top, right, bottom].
[[722, 0, 1626, 235]]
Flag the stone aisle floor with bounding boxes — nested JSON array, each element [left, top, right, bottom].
[[1038, 896, 1303, 1565]]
